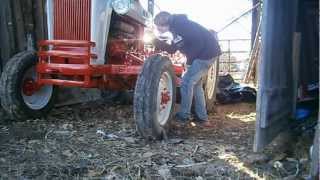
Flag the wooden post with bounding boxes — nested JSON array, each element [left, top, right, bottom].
[[244, 19, 261, 83], [22, 0, 36, 50], [254, 0, 299, 152], [0, 0, 47, 65], [33, 0, 47, 44], [228, 40, 231, 74], [22, 0, 34, 33], [0, 0, 10, 71], [251, 0, 261, 49], [11, 0, 26, 51], [291, 33, 301, 118], [0, 0, 16, 66]]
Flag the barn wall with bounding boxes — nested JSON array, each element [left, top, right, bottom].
[[297, 0, 319, 85], [0, 0, 47, 118], [0, 0, 47, 74], [254, 0, 299, 151]]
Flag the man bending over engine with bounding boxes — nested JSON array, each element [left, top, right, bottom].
[[153, 11, 221, 127]]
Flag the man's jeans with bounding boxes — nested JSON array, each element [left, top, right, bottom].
[[178, 58, 216, 121]]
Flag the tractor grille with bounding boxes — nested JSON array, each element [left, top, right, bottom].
[[53, 0, 91, 40]]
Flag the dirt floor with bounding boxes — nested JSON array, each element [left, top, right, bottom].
[[0, 101, 313, 179]]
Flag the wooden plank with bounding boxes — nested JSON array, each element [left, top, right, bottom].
[[7, 0, 16, 57], [310, 124, 319, 178], [22, 0, 35, 50], [247, 42, 261, 82], [254, 0, 299, 152], [244, 19, 261, 83], [0, 0, 10, 69], [33, 0, 47, 43], [21, 0, 34, 33], [291, 33, 301, 118], [251, 0, 261, 49], [0, 0, 13, 113], [0, 0, 16, 65], [0, 54, 2, 74], [11, 0, 26, 51]]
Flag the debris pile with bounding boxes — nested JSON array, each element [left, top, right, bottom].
[[217, 74, 256, 104]]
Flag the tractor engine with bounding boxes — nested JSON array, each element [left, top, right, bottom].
[[107, 13, 145, 65]]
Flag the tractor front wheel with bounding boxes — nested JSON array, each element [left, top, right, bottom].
[[134, 55, 176, 140], [0, 51, 57, 120]]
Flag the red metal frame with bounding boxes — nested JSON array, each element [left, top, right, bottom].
[[35, 0, 183, 92], [36, 40, 183, 91]]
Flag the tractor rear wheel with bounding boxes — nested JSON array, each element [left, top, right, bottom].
[[0, 51, 57, 120], [204, 58, 219, 113], [134, 55, 176, 140]]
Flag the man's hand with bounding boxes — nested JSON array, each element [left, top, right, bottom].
[[152, 38, 178, 54], [152, 38, 165, 51]]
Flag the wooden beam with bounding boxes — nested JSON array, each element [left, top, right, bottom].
[[11, 0, 26, 51], [251, 0, 261, 49], [254, 0, 299, 152], [243, 19, 261, 83], [291, 33, 301, 118], [33, 0, 47, 45], [0, 0, 16, 64]]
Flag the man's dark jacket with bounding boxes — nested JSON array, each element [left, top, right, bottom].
[[155, 14, 221, 65]]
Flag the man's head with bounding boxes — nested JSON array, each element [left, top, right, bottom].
[[154, 11, 171, 34]]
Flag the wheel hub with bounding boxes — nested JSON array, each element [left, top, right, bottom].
[[22, 78, 38, 96], [157, 72, 173, 126], [21, 66, 54, 110], [160, 88, 171, 106], [206, 65, 216, 98]]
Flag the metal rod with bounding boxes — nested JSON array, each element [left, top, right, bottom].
[[218, 2, 261, 33], [228, 40, 231, 73]]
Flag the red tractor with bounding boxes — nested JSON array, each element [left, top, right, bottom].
[[0, 0, 219, 139]]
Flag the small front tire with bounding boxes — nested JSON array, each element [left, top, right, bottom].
[[0, 51, 57, 120], [134, 55, 176, 140]]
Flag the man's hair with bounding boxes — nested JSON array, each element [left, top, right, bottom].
[[154, 11, 171, 26]]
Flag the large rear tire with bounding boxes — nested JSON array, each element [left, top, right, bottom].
[[204, 58, 219, 113], [0, 51, 57, 120], [134, 55, 176, 140]]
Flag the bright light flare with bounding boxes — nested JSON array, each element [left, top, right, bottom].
[[143, 33, 153, 43]]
